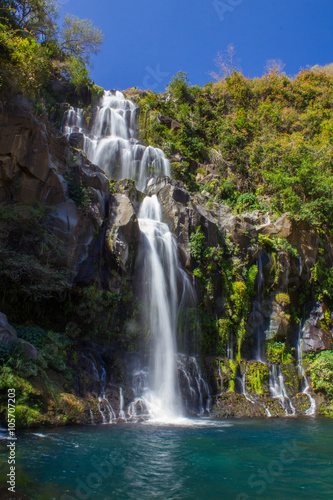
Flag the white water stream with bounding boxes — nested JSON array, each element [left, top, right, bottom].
[[63, 91, 170, 191], [297, 325, 316, 416], [138, 195, 186, 422]]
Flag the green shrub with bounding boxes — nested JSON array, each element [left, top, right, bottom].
[[266, 341, 294, 364], [310, 351, 333, 399]]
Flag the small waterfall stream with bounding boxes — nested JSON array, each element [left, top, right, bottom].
[[82, 353, 117, 423], [297, 324, 316, 416], [236, 365, 254, 404], [269, 365, 295, 416]]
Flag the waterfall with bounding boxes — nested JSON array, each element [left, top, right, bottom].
[[119, 387, 126, 420], [137, 195, 184, 420], [297, 324, 316, 416], [269, 365, 295, 416], [236, 365, 254, 404], [177, 355, 210, 416], [62, 90, 170, 191], [82, 352, 117, 423], [63, 90, 211, 422], [62, 107, 83, 135]]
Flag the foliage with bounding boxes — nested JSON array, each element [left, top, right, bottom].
[[65, 169, 91, 207], [258, 234, 298, 258], [15, 325, 48, 349], [0, 204, 70, 299], [188, 226, 258, 358], [60, 14, 103, 66], [166, 71, 192, 103], [90, 83, 104, 105], [0, 1, 103, 103], [246, 362, 269, 395], [0, 325, 71, 379], [275, 293, 291, 307], [1, 0, 58, 39], [266, 341, 293, 364], [310, 351, 333, 399], [137, 68, 333, 230], [0, 23, 51, 98], [64, 54, 90, 90]]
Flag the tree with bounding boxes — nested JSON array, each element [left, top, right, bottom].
[[211, 44, 241, 81], [264, 59, 285, 76], [60, 14, 103, 66], [1, 0, 58, 40], [0, 23, 51, 98], [0, 1, 104, 98]]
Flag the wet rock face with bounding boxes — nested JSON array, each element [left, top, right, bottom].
[[146, 176, 219, 266], [210, 357, 318, 418], [0, 96, 110, 280], [301, 303, 332, 353], [0, 96, 68, 205], [106, 193, 140, 272]]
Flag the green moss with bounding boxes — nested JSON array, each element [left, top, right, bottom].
[[245, 362, 269, 395], [280, 363, 299, 395], [228, 359, 237, 392], [91, 84, 104, 105], [275, 293, 291, 306], [15, 405, 46, 428], [266, 342, 294, 364]]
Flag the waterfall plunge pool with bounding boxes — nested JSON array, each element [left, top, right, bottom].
[[1, 418, 333, 499]]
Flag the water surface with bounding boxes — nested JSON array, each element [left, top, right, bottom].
[[1, 418, 332, 499]]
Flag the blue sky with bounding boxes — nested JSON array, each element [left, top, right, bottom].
[[59, 0, 333, 92]]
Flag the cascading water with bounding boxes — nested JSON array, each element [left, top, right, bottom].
[[137, 195, 183, 421], [62, 91, 170, 191], [82, 352, 117, 423], [269, 365, 295, 416], [235, 365, 254, 404], [119, 387, 126, 420], [297, 324, 316, 416], [64, 90, 211, 422], [177, 355, 211, 415], [62, 107, 83, 135]]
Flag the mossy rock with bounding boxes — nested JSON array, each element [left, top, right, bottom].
[[211, 392, 267, 418], [245, 361, 270, 396], [280, 363, 300, 397], [292, 393, 312, 415]]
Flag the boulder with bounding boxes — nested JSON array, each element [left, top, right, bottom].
[[257, 213, 292, 239], [69, 132, 85, 150], [157, 115, 181, 130], [17, 339, 38, 360], [0, 313, 17, 346]]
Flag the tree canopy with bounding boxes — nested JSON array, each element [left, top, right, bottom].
[[60, 14, 103, 66], [0, 0, 104, 97]]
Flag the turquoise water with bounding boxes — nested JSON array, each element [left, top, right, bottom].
[[1, 418, 333, 499]]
